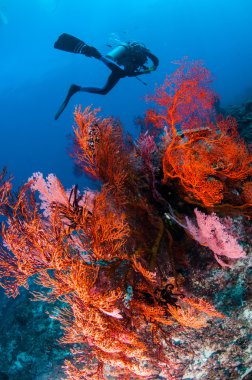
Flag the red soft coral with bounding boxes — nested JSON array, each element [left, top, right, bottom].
[[146, 58, 252, 208]]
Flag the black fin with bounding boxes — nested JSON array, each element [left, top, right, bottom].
[[54, 33, 102, 58], [54, 33, 88, 54]]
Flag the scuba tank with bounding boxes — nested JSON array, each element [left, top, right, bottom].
[[105, 43, 129, 62], [106, 41, 148, 71]]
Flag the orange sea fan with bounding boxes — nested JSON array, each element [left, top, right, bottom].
[[167, 304, 208, 329], [90, 187, 130, 261], [72, 106, 131, 192], [131, 255, 157, 284], [183, 297, 226, 318]]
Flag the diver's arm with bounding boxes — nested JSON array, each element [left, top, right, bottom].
[[146, 51, 159, 69], [128, 51, 159, 77]]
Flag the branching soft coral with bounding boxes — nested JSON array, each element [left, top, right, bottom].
[[162, 115, 252, 206], [71, 106, 132, 193], [0, 155, 224, 379], [146, 58, 252, 208]]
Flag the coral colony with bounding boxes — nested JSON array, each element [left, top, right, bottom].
[[0, 59, 251, 379]]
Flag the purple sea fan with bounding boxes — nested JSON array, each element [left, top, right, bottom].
[[136, 131, 157, 159]]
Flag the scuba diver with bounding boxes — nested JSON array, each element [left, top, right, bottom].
[[53, 33, 159, 120]]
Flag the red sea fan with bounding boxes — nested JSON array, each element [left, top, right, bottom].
[[146, 59, 252, 208], [145, 58, 217, 134]]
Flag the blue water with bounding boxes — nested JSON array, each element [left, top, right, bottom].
[[0, 0, 251, 189]]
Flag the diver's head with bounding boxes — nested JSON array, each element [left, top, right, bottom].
[[126, 41, 148, 67]]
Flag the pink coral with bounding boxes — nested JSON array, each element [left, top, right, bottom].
[[29, 172, 69, 217], [185, 208, 246, 267], [29, 172, 96, 218]]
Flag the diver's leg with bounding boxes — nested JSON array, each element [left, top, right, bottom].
[[54, 84, 81, 120], [80, 71, 122, 95], [54, 72, 123, 120]]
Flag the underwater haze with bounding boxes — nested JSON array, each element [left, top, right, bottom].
[[0, 0, 252, 189]]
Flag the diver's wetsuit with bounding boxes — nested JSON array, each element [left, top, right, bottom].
[[79, 56, 127, 95], [54, 33, 159, 120]]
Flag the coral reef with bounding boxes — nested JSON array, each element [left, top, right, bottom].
[[0, 59, 251, 379]]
